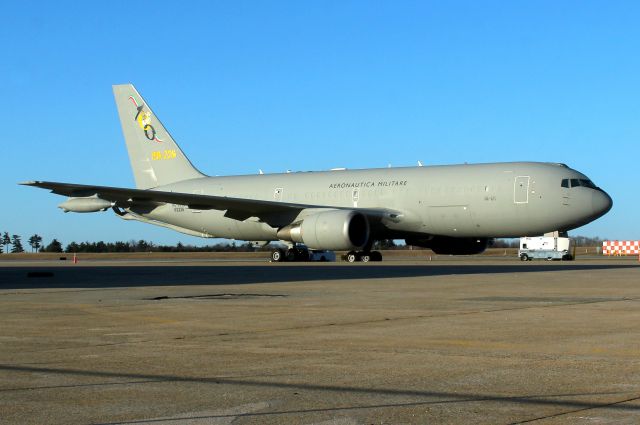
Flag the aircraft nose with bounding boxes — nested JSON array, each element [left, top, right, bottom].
[[592, 189, 613, 218]]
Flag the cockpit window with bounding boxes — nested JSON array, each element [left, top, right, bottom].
[[563, 178, 597, 189], [579, 179, 596, 189]]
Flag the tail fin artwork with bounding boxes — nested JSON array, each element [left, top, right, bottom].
[[113, 84, 205, 189]]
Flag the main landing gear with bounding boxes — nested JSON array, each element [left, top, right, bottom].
[[270, 246, 383, 263], [270, 246, 309, 262], [270, 249, 284, 262], [343, 251, 383, 263]]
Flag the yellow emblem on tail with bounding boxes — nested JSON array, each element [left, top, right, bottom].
[[128, 96, 163, 142]]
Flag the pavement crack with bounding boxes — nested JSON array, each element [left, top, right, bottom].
[[508, 393, 640, 424], [146, 293, 288, 301]]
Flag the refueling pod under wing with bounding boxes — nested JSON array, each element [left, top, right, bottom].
[[59, 197, 113, 213]]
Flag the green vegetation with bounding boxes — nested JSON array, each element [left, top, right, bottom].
[[28, 234, 43, 252], [43, 239, 64, 253], [61, 240, 257, 253], [2, 232, 10, 253], [10, 235, 24, 253]]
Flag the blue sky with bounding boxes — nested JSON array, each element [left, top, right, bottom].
[[2, 1, 639, 247]]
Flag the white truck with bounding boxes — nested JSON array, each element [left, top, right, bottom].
[[519, 237, 574, 261]]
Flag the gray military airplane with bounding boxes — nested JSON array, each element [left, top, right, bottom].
[[23, 84, 612, 262]]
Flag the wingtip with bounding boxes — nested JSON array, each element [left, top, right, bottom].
[[19, 181, 38, 186]]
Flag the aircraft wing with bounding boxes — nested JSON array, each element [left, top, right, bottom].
[[21, 181, 400, 226]]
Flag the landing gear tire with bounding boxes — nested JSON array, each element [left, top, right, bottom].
[[284, 247, 310, 262], [286, 249, 297, 262], [520, 254, 529, 261], [344, 251, 381, 263], [271, 249, 284, 262], [346, 251, 358, 263]]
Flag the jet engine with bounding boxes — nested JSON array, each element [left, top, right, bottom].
[[405, 236, 489, 255], [277, 210, 369, 251]]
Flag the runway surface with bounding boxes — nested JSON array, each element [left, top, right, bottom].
[[1, 259, 639, 424]]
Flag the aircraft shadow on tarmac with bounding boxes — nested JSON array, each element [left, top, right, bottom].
[[0, 364, 638, 421], [0, 263, 638, 290]]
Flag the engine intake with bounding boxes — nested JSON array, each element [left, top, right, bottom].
[[277, 210, 369, 251]]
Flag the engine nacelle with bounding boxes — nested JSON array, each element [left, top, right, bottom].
[[277, 210, 369, 251], [406, 236, 489, 255]]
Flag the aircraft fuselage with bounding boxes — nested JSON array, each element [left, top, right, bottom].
[[138, 161, 611, 242]]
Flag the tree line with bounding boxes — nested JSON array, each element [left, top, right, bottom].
[[491, 236, 607, 248], [0, 234, 607, 254], [0, 232, 43, 253], [62, 240, 259, 253], [0, 234, 400, 253], [0, 236, 259, 253]]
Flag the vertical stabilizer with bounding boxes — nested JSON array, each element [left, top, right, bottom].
[[113, 84, 204, 189]]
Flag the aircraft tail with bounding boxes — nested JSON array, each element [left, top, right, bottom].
[[113, 84, 205, 189]]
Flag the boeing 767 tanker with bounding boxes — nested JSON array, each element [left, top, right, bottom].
[[22, 84, 612, 262]]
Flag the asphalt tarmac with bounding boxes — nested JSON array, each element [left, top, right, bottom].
[[1, 258, 639, 424]]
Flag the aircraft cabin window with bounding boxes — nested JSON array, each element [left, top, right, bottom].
[[561, 179, 569, 188]]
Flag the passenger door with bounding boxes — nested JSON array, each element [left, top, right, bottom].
[[514, 176, 530, 204]]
